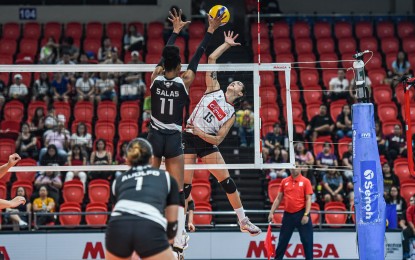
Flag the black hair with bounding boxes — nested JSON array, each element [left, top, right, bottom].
[[162, 45, 181, 72], [120, 141, 129, 157], [96, 139, 106, 150], [71, 144, 84, 161], [232, 83, 246, 108], [76, 122, 86, 137], [15, 186, 27, 200], [127, 138, 153, 166], [32, 107, 44, 125], [396, 51, 408, 69]]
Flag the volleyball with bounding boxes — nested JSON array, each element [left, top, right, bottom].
[[208, 5, 230, 26]]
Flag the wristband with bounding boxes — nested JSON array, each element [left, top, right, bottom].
[[166, 221, 178, 239], [304, 213, 309, 216]]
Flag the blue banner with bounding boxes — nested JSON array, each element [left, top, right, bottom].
[[385, 204, 398, 229], [360, 160, 379, 223]]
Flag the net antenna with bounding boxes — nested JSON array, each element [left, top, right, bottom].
[[0, 63, 294, 172], [401, 75, 415, 177]]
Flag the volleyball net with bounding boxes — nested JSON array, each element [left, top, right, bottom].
[[0, 63, 294, 173]]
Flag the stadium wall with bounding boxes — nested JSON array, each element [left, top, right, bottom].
[[0, 231, 402, 259]]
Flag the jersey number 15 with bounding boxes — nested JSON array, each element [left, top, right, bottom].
[[160, 98, 174, 115]]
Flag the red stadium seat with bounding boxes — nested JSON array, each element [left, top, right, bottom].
[[310, 203, 321, 225], [23, 22, 41, 39], [272, 22, 290, 39], [376, 21, 395, 39], [260, 86, 277, 105], [65, 22, 82, 40], [338, 38, 357, 54], [193, 169, 210, 182], [3, 23, 20, 40], [86, 22, 103, 39], [97, 101, 117, 122], [286, 102, 303, 122], [385, 53, 398, 71], [325, 202, 347, 227], [313, 136, 333, 156], [188, 21, 205, 39], [254, 54, 272, 63], [259, 71, 275, 86], [251, 22, 269, 39], [395, 84, 413, 104], [300, 70, 319, 87], [120, 101, 140, 121], [28, 101, 47, 123], [272, 204, 285, 225], [260, 105, 279, 124], [193, 202, 212, 225], [88, 179, 110, 204], [273, 38, 291, 55], [394, 160, 413, 183], [292, 21, 310, 39], [128, 22, 145, 35], [83, 38, 101, 55], [368, 69, 387, 86], [359, 37, 378, 53], [74, 101, 94, 123], [95, 121, 115, 142], [316, 38, 335, 54], [281, 84, 300, 104], [295, 38, 313, 55], [401, 183, 415, 204], [59, 202, 82, 226], [252, 38, 271, 54], [118, 120, 139, 142], [147, 22, 164, 39], [303, 85, 322, 104], [0, 39, 17, 55], [15, 158, 37, 182], [402, 103, 415, 121], [0, 183, 6, 200], [44, 22, 62, 41], [3, 100, 24, 122], [355, 21, 373, 38], [0, 54, 13, 64], [85, 203, 108, 226], [382, 120, 401, 136], [373, 85, 393, 104], [313, 22, 331, 39], [278, 70, 297, 87], [364, 52, 382, 70], [297, 53, 316, 69], [293, 120, 306, 134], [146, 39, 165, 54], [319, 53, 339, 69], [377, 102, 398, 122], [397, 21, 415, 39], [261, 122, 274, 138], [403, 38, 415, 54], [381, 37, 399, 54], [330, 100, 347, 122], [191, 182, 211, 203], [337, 137, 352, 158], [11, 181, 33, 199], [190, 88, 205, 104], [306, 103, 323, 123], [275, 52, 294, 63], [268, 180, 281, 202], [335, 22, 352, 39], [106, 22, 123, 40], [19, 38, 38, 56], [0, 120, 20, 139], [63, 180, 84, 204]]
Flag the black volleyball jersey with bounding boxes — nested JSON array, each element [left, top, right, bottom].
[[150, 75, 189, 134], [112, 165, 179, 228]]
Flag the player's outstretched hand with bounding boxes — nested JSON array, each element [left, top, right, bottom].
[[224, 31, 241, 47], [8, 153, 21, 167], [9, 196, 26, 208], [207, 12, 226, 32], [168, 8, 191, 34], [188, 222, 196, 232]]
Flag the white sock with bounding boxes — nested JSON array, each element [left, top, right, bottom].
[[235, 207, 246, 222], [19, 220, 27, 225], [173, 207, 186, 248]]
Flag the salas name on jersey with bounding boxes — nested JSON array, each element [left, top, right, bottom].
[[156, 88, 180, 97]]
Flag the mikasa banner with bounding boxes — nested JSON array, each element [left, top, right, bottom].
[[0, 231, 402, 259]]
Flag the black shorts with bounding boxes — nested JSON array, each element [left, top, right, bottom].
[[105, 216, 170, 258], [182, 131, 219, 158], [147, 127, 183, 159]]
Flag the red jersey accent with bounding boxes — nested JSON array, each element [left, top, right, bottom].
[[207, 100, 226, 121]]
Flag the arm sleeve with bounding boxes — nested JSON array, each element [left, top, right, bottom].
[[166, 176, 180, 206], [187, 32, 213, 73], [188, 200, 195, 211]]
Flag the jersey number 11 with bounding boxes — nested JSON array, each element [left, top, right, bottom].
[[160, 98, 173, 115]]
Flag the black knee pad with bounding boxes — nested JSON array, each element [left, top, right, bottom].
[[220, 177, 237, 194], [183, 183, 192, 199], [179, 191, 185, 207]]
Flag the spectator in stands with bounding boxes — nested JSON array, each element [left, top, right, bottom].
[[264, 123, 288, 162], [403, 195, 415, 259], [32, 185, 55, 226], [51, 73, 71, 103], [294, 142, 314, 167], [123, 24, 145, 52], [115, 141, 128, 178], [39, 37, 59, 64], [8, 74, 28, 102], [236, 101, 254, 147], [35, 145, 64, 203], [65, 144, 87, 192], [16, 123, 38, 160], [382, 162, 400, 196], [386, 186, 407, 229], [329, 69, 350, 101], [391, 51, 411, 79], [78, 53, 90, 64], [120, 51, 146, 101], [335, 105, 352, 139], [164, 6, 188, 42], [341, 142, 353, 186], [32, 72, 51, 105], [5, 187, 31, 230], [0, 79, 6, 109], [40, 121, 70, 161], [95, 72, 117, 104], [103, 47, 123, 65], [60, 37, 79, 61], [376, 121, 386, 156], [70, 122, 92, 157], [316, 142, 338, 181], [385, 124, 406, 164], [57, 51, 76, 65], [322, 169, 344, 202], [44, 105, 58, 131], [89, 139, 113, 180], [98, 38, 114, 62], [75, 72, 95, 103], [142, 96, 151, 121], [30, 107, 46, 137], [305, 104, 334, 142]]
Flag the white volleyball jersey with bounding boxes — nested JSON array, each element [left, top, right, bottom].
[[188, 89, 235, 134]]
